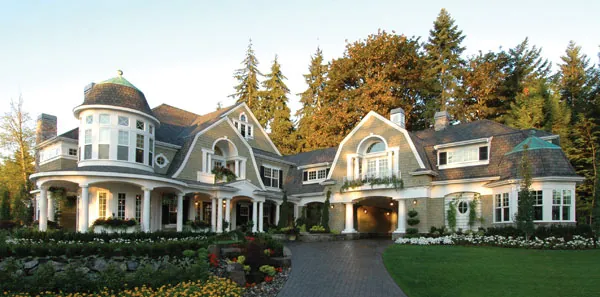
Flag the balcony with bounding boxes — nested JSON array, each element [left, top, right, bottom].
[[341, 171, 403, 193]]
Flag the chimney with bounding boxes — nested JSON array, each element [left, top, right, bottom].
[[434, 111, 450, 131], [390, 107, 406, 129], [35, 114, 57, 171]]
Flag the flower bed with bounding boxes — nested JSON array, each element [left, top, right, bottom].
[[396, 234, 598, 249]]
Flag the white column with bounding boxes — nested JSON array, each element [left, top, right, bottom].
[[225, 199, 231, 231], [275, 202, 281, 226], [387, 151, 393, 176], [211, 198, 217, 232], [142, 187, 152, 232], [199, 201, 204, 221], [176, 193, 184, 232], [394, 199, 406, 234], [346, 156, 353, 179], [39, 187, 48, 232], [47, 193, 55, 222], [235, 160, 240, 177], [252, 200, 258, 233], [354, 157, 360, 179], [258, 202, 264, 232], [80, 185, 89, 233], [216, 198, 223, 233], [293, 203, 299, 221], [342, 202, 356, 233], [207, 154, 212, 172]]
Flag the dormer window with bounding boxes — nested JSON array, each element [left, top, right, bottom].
[[303, 167, 330, 184], [233, 114, 254, 139], [437, 144, 490, 168]]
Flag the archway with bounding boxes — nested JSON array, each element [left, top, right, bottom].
[[354, 196, 396, 237]]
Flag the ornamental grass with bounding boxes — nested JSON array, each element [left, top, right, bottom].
[[2, 276, 243, 297]]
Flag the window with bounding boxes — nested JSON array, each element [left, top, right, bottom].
[[303, 168, 329, 183], [308, 171, 316, 180], [494, 193, 510, 222], [458, 201, 468, 214], [148, 124, 154, 135], [234, 118, 253, 139], [117, 193, 126, 219], [136, 134, 144, 163], [262, 166, 280, 188], [532, 190, 543, 221], [247, 125, 252, 138], [240, 114, 247, 122], [378, 159, 388, 178], [439, 152, 447, 165], [136, 120, 144, 130], [156, 155, 166, 167], [68, 148, 77, 156], [118, 116, 129, 126], [367, 142, 385, 153], [118, 130, 129, 161], [240, 123, 246, 137], [479, 146, 489, 161], [552, 190, 572, 221], [98, 128, 110, 159], [86, 115, 93, 124], [203, 204, 212, 223], [148, 138, 154, 166], [366, 158, 388, 178], [448, 147, 478, 164], [318, 169, 327, 179], [99, 114, 110, 125], [135, 195, 142, 222], [84, 129, 92, 160], [98, 192, 107, 219]]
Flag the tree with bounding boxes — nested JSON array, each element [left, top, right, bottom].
[[556, 41, 598, 119], [296, 47, 328, 152], [0, 96, 35, 192], [230, 39, 263, 123], [506, 79, 548, 129], [278, 191, 290, 228], [516, 144, 535, 239], [261, 55, 296, 154], [321, 190, 331, 232], [11, 184, 30, 224], [593, 159, 600, 237], [423, 8, 466, 122], [0, 187, 10, 221]]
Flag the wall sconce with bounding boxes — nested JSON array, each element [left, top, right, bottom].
[[412, 199, 418, 206], [363, 209, 368, 214], [389, 202, 394, 206], [386, 212, 390, 216], [330, 204, 334, 209]]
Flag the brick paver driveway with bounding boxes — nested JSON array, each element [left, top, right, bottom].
[[277, 239, 407, 297]]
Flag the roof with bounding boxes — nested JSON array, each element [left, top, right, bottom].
[[81, 73, 155, 118], [283, 147, 338, 166], [252, 148, 287, 161], [282, 147, 338, 196], [58, 128, 78, 140], [505, 135, 561, 155]]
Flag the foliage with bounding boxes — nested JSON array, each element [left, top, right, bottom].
[[468, 195, 480, 229], [259, 265, 276, 276], [407, 209, 420, 226], [186, 219, 211, 229], [92, 217, 138, 228], [321, 190, 330, 231], [278, 191, 290, 228], [340, 175, 403, 193], [447, 199, 457, 232], [406, 228, 419, 235], [0, 186, 10, 220], [309, 225, 328, 233], [516, 144, 535, 239], [211, 166, 236, 182], [485, 224, 595, 240], [230, 39, 262, 122]]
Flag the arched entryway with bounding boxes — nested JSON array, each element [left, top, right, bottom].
[[444, 192, 482, 231], [354, 196, 397, 237]]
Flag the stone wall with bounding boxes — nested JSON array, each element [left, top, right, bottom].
[[426, 198, 445, 230], [328, 203, 345, 232]]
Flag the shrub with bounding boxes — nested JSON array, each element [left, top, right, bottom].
[[259, 265, 276, 276], [309, 225, 328, 233], [406, 228, 419, 235], [92, 217, 138, 228], [0, 220, 17, 230]]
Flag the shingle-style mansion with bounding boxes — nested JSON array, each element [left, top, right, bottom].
[[31, 72, 582, 237]]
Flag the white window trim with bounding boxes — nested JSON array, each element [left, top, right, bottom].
[[155, 153, 170, 168], [232, 119, 254, 139], [438, 144, 490, 169], [303, 167, 329, 185], [263, 165, 281, 190], [494, 192, 511, 223], [551, 189, 573, 222]]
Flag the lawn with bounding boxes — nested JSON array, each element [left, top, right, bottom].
[[383, 245, 600, 297]]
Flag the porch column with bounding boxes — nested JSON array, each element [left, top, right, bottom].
[[216, 198, 223, 233], [211, 198, 217, 232], [293, 203, 299, 221], [225, 199, 231, 231], [199, 201, 204, 221], [258, 202, 264, 232], [387, 151, 393, 176], [207, 154, 212, 172], [47, 193, 55, 222], [394, 199, 406, 234], [235, 160, 240, 177], [39, 186, 48, 231], [353, 157, 360, 180], [142, 187, 152, 232], [176, 193, 184, 232], [252, 200, 258, 233], [342, 202, 356, 234], [275, 202, 281, 226], [80, 185, 89, 233]]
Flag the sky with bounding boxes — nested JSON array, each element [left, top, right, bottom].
[[1, 0, 599, 135]]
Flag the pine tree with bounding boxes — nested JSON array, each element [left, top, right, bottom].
[[506, 79, 548, 129], [262, 55, 296, 154], [0, 186, 10, 221], [424, 8, 466, 123], [230, 39, 263, 119], [593, 158, 600, 237], [296, 48, 328, 152], [321, 190, 331, 232], [557, 41, 598, 120], [516, 145, 534, 240]]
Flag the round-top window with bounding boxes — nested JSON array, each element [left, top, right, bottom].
[[155, 155, 169, 168], [458, 201, 469, 214], [156, 156, 165, 165]]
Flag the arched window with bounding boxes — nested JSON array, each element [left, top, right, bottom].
[[240, 113, 247, 122], [367, 142, 385, 154]]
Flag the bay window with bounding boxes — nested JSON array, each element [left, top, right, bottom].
[[135, 134, 144, 163], [99, 114, 110, 125], [84, 129, 92, 160], [118, 130, 129, 161], [98, 128, 110, 159], [532, 190, 543, 221], [552, 190, 572, 221], [148, 138, 154, 166], [494, 193, 510, 222]]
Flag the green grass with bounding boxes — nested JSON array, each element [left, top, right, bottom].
[[383, 245, 600, 297]]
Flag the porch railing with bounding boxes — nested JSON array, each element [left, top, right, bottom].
[[341, 170, 402, 191]]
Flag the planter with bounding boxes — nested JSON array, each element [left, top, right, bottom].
[[287, 234, 297, 241], [92, 225, 139, 234]]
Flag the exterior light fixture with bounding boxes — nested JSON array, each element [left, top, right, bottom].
[[386, 212, 390, 216], [389, 202, 394, 206], [413, 199, 418, 206], [330, 204, 334, 209], [363, 209, 368, 214]]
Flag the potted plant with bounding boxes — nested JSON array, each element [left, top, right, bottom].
[[212, 166, 237, 183], [281, 225, 299, 241]]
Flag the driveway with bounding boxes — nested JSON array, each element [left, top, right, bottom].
[[277, 239, 407, 297]]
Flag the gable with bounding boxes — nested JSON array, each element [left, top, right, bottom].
[[225, 104, 281, 156]]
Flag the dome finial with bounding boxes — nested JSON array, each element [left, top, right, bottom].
[[117, 69, 123, 77]]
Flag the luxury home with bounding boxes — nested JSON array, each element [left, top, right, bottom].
[[31, 71, 582, 238]]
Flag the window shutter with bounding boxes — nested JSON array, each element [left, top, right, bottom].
[[279, 170, 283, 189], [303, 171, 308, 182], [479, 146, 489, 161], [439, 152, 447, 165], [326, 168, 330, 178], [260, 166, 266, 184]]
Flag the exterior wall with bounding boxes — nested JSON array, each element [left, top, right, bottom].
[[153, 146, 178, 175], [328, 116, 430, 194], [39, 158, 78, 172], [177, 120, 262, 188], [227, 107, 279, 155], [426, 197, 445, 231], [409, 198, 429, 233], [329, 203, 345, 232], [480, 194, 493, 228]]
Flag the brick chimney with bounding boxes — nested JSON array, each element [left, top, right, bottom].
[[390, 107, 406, 129], [35, 114, 57, 170], [434, 111, 450, 131]]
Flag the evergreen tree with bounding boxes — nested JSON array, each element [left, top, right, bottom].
[[423, 8, 466, 123], [516, 145, 534, 240], [557, 41, 598, 119], [230, 39, 263, 121], [321, 190, 331, 232], [0, 187, 10, 221], [262, 55, 296, 154], [278, 191, 290, 228], [296, 47, 328, 152], [506, 79, 548, 129], [593, 158, 600, 237]]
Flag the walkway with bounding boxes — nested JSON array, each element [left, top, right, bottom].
[[277, 239, 407, 297]]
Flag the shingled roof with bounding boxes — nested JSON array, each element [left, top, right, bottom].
[[283, 147, 338, 195], [80, 74, 155, 118]]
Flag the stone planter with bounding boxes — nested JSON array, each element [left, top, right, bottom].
[[92, 225, 139, 234]]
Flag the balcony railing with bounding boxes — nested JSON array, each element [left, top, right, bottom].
[[341, 171, 403, 192]]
